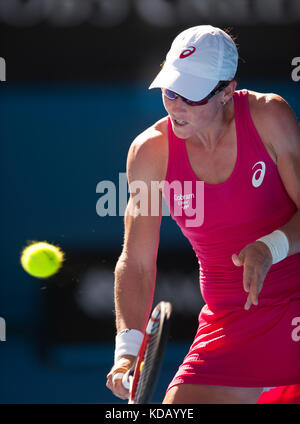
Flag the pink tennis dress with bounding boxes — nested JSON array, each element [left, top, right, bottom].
[[164, 89, 300, 388]]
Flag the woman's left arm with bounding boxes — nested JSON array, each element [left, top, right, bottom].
[[232, 94, 300, 310], [272, 96, 300, 255]]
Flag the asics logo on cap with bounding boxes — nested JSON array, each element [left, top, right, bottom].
[[179, 46, 196, 59]]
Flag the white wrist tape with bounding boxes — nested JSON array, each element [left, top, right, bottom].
[[114, 329, 143, 363], [257, 230, 289, 264]]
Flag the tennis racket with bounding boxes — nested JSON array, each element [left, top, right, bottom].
[[122, 301, 172, 404]]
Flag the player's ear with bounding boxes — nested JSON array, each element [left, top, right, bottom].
[[223, 80, 237, 103]]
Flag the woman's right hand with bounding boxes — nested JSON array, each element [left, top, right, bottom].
[[106, 355, 136, 400]]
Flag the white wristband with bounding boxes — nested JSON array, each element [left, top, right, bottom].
[[257, 230, 289, 264], [114, 329, 144, 363]]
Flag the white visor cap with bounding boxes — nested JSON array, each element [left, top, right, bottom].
[[149, 25, 238, 101]]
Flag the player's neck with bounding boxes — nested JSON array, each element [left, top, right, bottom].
[[188, 99, 234, 152]]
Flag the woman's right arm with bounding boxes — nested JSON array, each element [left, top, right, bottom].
[[106, 121, 168, 399]]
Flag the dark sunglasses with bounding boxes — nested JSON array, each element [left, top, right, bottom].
[[162, 81, 229, 106]]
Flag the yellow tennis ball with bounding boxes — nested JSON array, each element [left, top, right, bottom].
[[140, 361, 144, 373], [21, 242, 64, 278]]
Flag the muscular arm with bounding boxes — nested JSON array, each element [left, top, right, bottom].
[[115, 124, 168, 332], [107, 120, 168, 398], [268, 95, 300, 255], [114, 193, 161, 335]]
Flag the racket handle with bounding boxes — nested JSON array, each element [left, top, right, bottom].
[[122, 368, 133, 390]]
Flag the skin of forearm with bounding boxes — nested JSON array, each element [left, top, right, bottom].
[[279, 209, 300, 256], [114, 256, 156, 334]]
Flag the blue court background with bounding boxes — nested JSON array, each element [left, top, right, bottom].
[[0, 78, 299, 403]]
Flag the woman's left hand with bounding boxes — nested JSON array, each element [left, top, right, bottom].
[[232, 241, 273, 310]]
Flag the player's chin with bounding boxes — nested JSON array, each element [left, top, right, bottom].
[[171, 121, 192, 137]]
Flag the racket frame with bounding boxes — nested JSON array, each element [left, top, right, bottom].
[[123, 301, 172, 404]]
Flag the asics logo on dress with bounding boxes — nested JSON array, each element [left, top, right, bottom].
[[252, 161, 266, 188]]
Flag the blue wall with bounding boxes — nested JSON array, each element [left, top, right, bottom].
[[1, 79, 299, 322], [0, 79, 299, 403]]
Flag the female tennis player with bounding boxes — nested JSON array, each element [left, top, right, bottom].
[[106, 25, 300, 403]]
